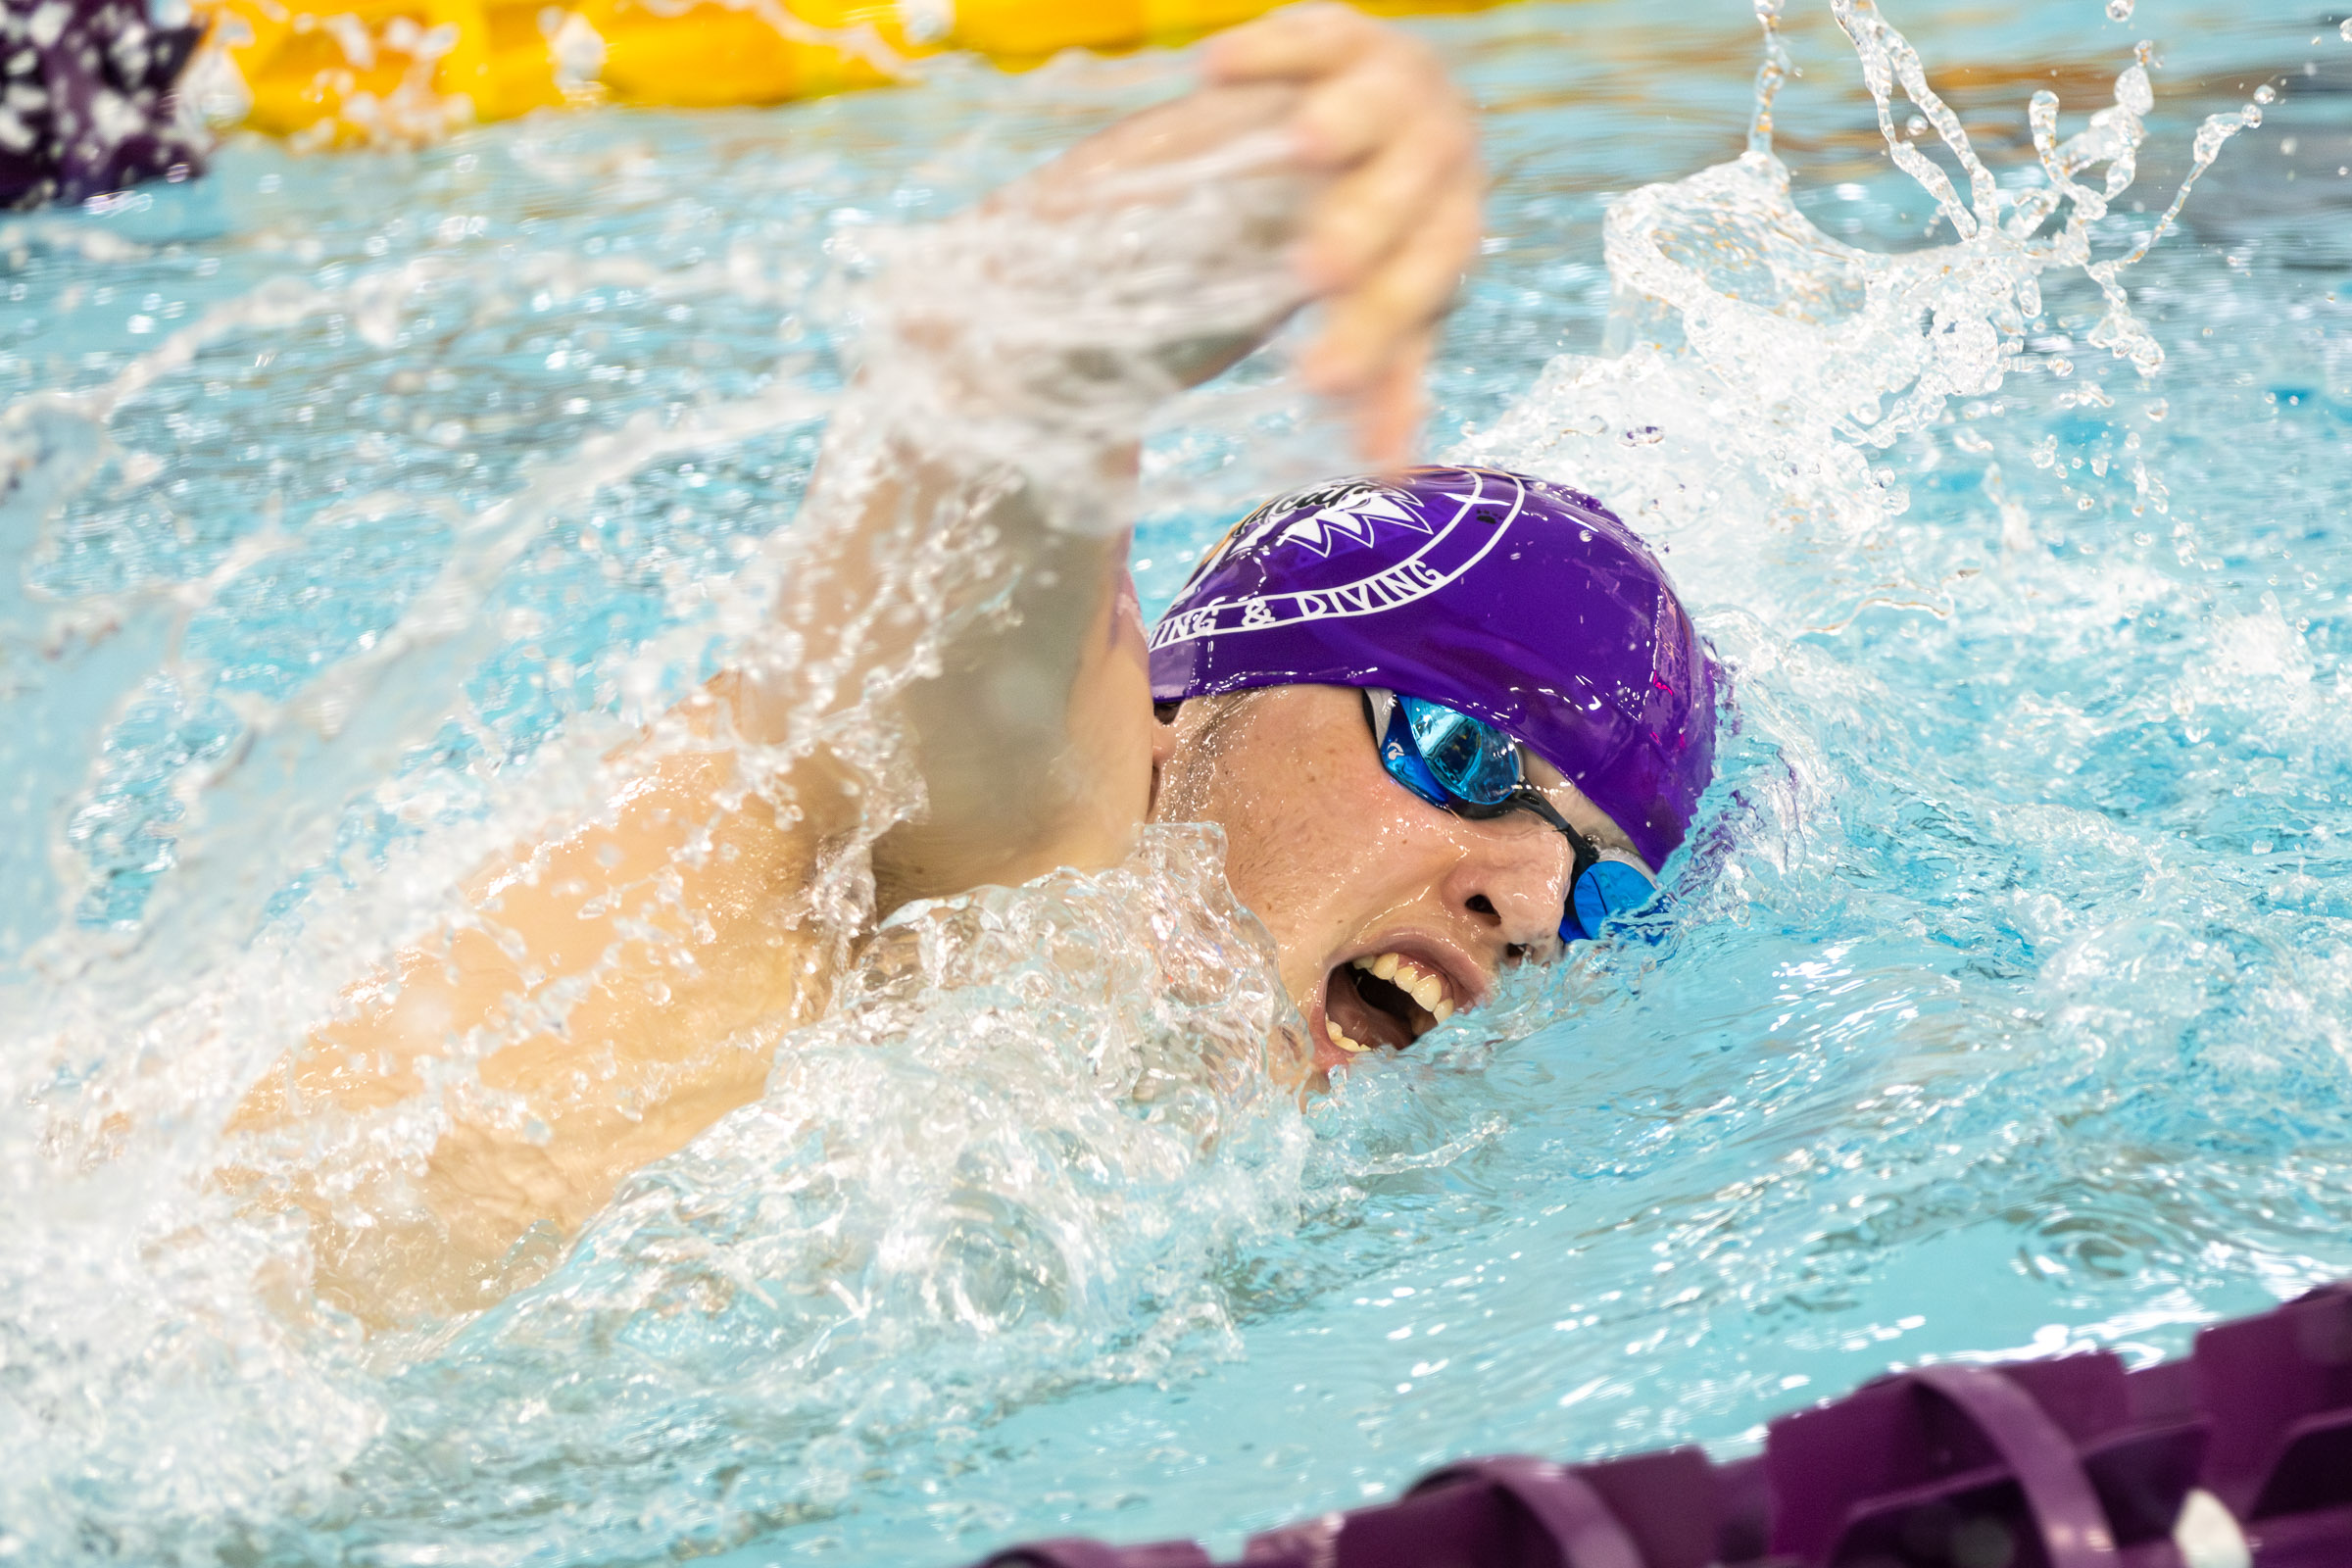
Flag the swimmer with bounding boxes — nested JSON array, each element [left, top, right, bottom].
[[226, 5, 1713, 1326]]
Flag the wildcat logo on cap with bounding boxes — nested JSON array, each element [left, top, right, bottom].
[[1247, 480, 1432, 558], [1149, 469, 1526, 652]]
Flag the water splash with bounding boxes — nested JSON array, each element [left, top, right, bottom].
[[258, 826, 1309, 1563], [1456, 0, 2248, 630], [0, 70, 1338, 1560], [0, 5, 2308, 1566]]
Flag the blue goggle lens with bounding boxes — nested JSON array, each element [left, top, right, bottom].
[[1398, 696, 1522, 807], [1561, 858, 1667, 946]]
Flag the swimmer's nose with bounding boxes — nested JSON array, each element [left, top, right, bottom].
[[1446, 828, 1573, 955]]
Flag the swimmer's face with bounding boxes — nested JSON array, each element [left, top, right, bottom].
[[1149, 683, 1651, 1075]]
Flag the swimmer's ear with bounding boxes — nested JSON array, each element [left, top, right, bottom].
[[1148, 702, 1181, 816]]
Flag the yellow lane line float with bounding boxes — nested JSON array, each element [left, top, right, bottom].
[[190, 0, 1511, 145]]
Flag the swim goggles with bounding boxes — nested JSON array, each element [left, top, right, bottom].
[[1362, 688, 1665, 946]]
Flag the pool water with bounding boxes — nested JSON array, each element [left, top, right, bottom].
[[2, 0, 2349, 1563]]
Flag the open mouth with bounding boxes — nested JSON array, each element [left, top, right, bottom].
[[1321, 951, 1459, 1054]]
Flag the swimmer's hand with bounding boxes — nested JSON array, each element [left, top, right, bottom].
[[877, 6, 1478, 468], [1208, 4, 1483, 466]]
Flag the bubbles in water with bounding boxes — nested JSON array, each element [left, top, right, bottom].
[[0, 3, 2288, 1563]]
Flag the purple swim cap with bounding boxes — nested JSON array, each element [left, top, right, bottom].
[[1148, 466, 1718, 870]]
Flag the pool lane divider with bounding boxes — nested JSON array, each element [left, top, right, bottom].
[[4, 0, 1524, 197], [970, 1281, 2352, 1568], [0, 0, 212, 208], [188, 0, 1523, 147], [2, 0, 1523, 197]]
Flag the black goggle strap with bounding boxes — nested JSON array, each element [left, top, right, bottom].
[[1510, 788, 1614, 945]]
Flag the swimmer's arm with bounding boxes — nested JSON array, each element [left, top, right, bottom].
[[225, 693, 845, 1317], [845, 6, 1486, 901], [223, 11, 1479, 1321]]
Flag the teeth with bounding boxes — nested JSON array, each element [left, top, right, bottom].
[[1348, 951, 1464, 1025], [1328, 1023, 1370, 1054]]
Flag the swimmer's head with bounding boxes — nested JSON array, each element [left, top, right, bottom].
[[1142, 466, 1718, 1069]]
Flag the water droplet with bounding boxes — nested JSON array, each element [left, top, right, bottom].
[[2117, 64, 2153, 115], [2104, 0, 2132, 20], [2341, 17, 2351, 41], [2253, 83, 2277, 105]]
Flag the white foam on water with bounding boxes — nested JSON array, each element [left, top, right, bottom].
[[0, 4, 2279, 1562]]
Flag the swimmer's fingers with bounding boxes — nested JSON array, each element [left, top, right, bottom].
[[1297, 88, 1478, 293], [1210, 6, 1463, 172], [1206, 4, 1475, 458], [1302, 176, 1479, 403], [1202, 2, 1390, 91], [1290, 32, 1461, 176], [1354, 325, 1433, 468]]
